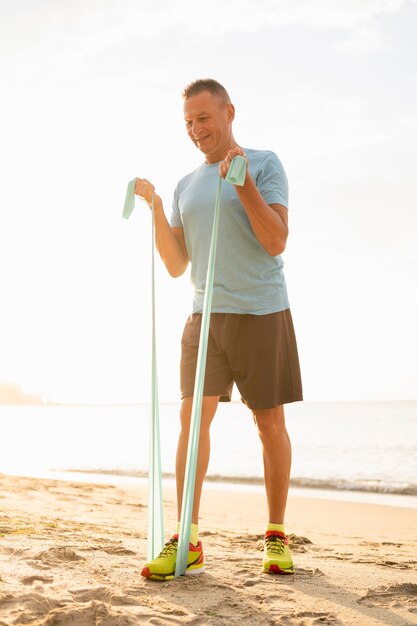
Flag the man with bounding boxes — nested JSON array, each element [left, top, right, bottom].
[[136, 79, 302, 581]]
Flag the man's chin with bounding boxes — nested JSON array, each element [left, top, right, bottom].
[[192, 139, 215, 159], [197, 141, 214, 155], [194, 145, 210, 157], [193, 138, 211, 152]]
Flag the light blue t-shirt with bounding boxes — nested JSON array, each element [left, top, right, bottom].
[[170, 148, 290, 315]]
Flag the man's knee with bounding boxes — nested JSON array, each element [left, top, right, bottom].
[[180, 395, 219, 431], [252, 405, 286, 436]]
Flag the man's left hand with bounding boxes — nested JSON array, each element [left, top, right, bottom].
[[219, 147, 248, 181]]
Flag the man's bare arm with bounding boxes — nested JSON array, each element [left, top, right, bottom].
[[154, 197, 189, 277], [219, 149, 289, 257], [135, 179, 189, 277]]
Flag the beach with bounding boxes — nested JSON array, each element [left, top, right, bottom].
[[0, 473, 416, 625]]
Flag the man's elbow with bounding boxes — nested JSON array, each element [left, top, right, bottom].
[[167, 260, 188, 278], [267, 244, 285, 257], [267, 234, 288, 256], [168, 268, 184, 278]]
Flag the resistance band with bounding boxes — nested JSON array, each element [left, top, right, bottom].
[[175, 155, 246, 576], [147, 193, 164, 559], [174, 176, 222, 576], [122, 155, 247, 576], [123, 186, 164, 560]]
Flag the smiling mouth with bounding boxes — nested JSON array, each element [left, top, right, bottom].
[[196, 135, 210, 143]]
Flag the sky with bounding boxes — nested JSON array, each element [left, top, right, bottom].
[[0, 0, 416, 404]]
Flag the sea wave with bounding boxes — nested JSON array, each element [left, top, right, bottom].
[[62, 468, 417, 497], [290, 477, 417, 496]]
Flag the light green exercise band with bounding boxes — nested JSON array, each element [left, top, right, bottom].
[[123, 184, 164, 560], [175, 155, 247, 577], [147, 192, 164, 560], [122, 156, 247, 577], [122, 178, 137, 220], [174, 175, 223, 577]]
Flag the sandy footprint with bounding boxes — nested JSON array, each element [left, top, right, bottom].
[[199, 530, 219, 536], [293, 567, 325, 577], [26, 562, 52, 571], [235, 567, 254, 576], [243, 578, 262, 587], [0, 591, 62, 621], [378, 559, 417, 569], [278, 610, 342, 625], [289, 535, 313, 543], [32, 546, 84, 566], [358, 582, 417, 612], [21, 575, 54, 585], [35, 600, 138, 625], [69, 586, 142, 606]]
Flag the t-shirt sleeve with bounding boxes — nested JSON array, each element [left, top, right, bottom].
[[255, 152, 289, 208], [169, 185, 183, 228]]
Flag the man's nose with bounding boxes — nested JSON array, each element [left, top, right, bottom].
[[191, 121, 201, 137]]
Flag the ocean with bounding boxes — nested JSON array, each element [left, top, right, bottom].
[[1, 401, 416, 507]]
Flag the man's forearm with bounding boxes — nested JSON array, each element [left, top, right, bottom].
[[153, 196, 189, 277], [235, 175, 288, 256]]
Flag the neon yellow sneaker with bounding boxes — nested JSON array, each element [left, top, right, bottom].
[[262, 530, 294, 574], [141, 534, 205, 581]]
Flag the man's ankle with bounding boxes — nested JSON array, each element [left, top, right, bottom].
[[176, 522, 199, 546], [266, 522, 286, 534]]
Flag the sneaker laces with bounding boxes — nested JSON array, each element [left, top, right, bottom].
[[265, 533, 285, 555], [159, 537, 178, 558]]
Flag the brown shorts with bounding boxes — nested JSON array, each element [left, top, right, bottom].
[[180, 309, 303, 410]]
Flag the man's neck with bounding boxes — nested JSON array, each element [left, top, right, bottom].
[[204, 137, 239, 164]]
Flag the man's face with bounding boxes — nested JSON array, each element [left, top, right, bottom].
[[183, 90, 234, 161]]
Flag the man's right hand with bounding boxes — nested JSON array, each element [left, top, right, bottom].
[[135, 178, 156, 208]]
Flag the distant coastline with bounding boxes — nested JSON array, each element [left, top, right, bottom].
[[0, 383, 46, 405]]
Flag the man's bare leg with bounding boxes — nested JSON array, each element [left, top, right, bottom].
[[252, 405, 292, 523], [176, 395, 219, 524]]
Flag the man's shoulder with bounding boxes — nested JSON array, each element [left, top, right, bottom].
[[245, 147, 281, 165], [246, 148, 287, 182], [245, 147, 275, 157]]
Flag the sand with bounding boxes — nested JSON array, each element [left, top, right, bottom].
[[0, 473, 416, 626]]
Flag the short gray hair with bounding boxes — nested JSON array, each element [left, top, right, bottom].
[[182, 78, 231, 104]]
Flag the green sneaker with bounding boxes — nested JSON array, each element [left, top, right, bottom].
[[262, 530, 294, 574], [141, 534, 205, 581]]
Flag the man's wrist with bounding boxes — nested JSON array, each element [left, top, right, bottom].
[[151, 194, 163, 212], [235, 171, 255, 195]]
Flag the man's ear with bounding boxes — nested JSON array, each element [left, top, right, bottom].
[[227, 103, 235, 122]]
